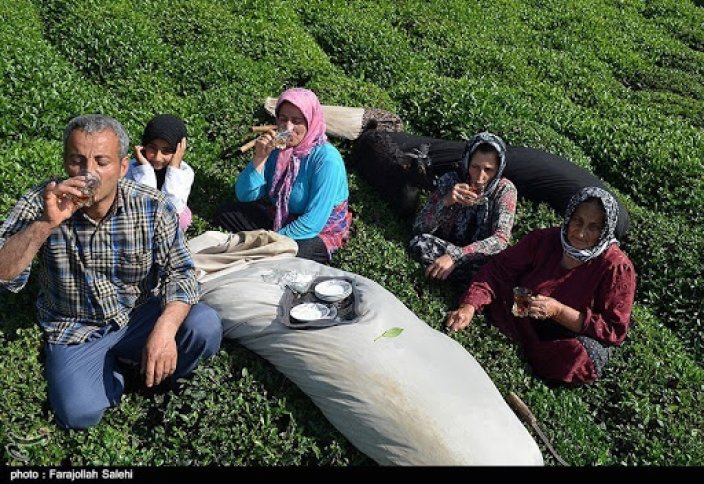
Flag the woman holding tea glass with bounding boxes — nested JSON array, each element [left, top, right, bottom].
[[409, 132, 517, 283], [446, 187, 636, 384], [214, 88, 351, 264]]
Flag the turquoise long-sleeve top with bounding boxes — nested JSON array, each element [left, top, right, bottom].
[[234, 143, 349, 240]]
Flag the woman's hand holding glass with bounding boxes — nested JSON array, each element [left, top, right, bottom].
[[253, 128, 292, 171], [252, 128, 278, 169], [527, 295, 561, 320], [444, 183, 484, 207]]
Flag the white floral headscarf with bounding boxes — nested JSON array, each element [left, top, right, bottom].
[[560, 187, 620, 262]]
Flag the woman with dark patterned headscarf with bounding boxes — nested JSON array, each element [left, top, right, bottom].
[[446, 187, 636, 384], [409, 132, 518, 283]]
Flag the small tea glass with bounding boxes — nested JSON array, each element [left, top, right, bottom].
[[273, 129, 292, 150], [511, 286, 533, 318], [74, 170, 101, 208], [471, 181, 487, 205]]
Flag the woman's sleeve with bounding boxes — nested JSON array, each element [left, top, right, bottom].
[[412, 173, 455, 235], [279, 147, 346, 239], [458, 179, 517, 260], [459, 229, 543, 310], [162, 162, 194, 213], [125, 160, 157, 188], [234, 154, 273, 202], [580, 258, 636, 345]]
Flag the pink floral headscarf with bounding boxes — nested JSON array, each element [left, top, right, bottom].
[[269, 87, 328, 230]]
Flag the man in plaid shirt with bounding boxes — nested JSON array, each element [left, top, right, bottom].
[[0, 115, 222, 429]]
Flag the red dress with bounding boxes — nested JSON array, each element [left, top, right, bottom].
[[460, 227, 636, 384]]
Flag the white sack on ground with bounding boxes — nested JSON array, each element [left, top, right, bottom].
[[190, 231, 543, 466]]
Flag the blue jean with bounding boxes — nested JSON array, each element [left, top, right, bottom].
[[45, 299, 222, 429]]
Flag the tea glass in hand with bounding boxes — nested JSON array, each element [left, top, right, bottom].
[[273, 129, 292, 150], [471, 181, 487, 205], [73, 170, 101, 208], [511, 286, 533, 318]]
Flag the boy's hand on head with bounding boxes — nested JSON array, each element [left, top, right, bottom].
[[170, 137, 187, 168], [134, 145, 149, 165]]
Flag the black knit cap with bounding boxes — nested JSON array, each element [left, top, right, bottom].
[[141, 114, 187, 150]]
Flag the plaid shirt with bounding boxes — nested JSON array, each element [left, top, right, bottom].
[[0, 178, 200, 344]]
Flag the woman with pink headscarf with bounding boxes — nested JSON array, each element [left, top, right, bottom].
[[214, 88, 351, 263]]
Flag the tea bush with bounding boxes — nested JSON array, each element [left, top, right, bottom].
[[0, 1, 116, 142]]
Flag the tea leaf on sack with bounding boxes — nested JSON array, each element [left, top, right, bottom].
[[374, 327, 404, 342]]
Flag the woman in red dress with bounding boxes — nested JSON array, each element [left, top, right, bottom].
[[446, 187, 636, 384]]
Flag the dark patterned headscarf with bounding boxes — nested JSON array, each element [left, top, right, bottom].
[[452, 132, 507, 243], [459, 132, 507, 198], [560, 187, 620, 262]]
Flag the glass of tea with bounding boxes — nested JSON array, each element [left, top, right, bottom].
[[511, 286, 533, 318], [471, 181, 487, 205], [74, 170, 101, 208], [273, 129, 292, 150]]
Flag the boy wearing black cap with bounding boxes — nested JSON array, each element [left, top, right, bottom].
[[127, 114, 194, 231]]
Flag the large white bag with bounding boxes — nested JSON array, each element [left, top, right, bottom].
[[191, 232, 542, 465]]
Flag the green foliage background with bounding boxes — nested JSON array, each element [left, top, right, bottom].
[[1, 0, 703, 466]]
